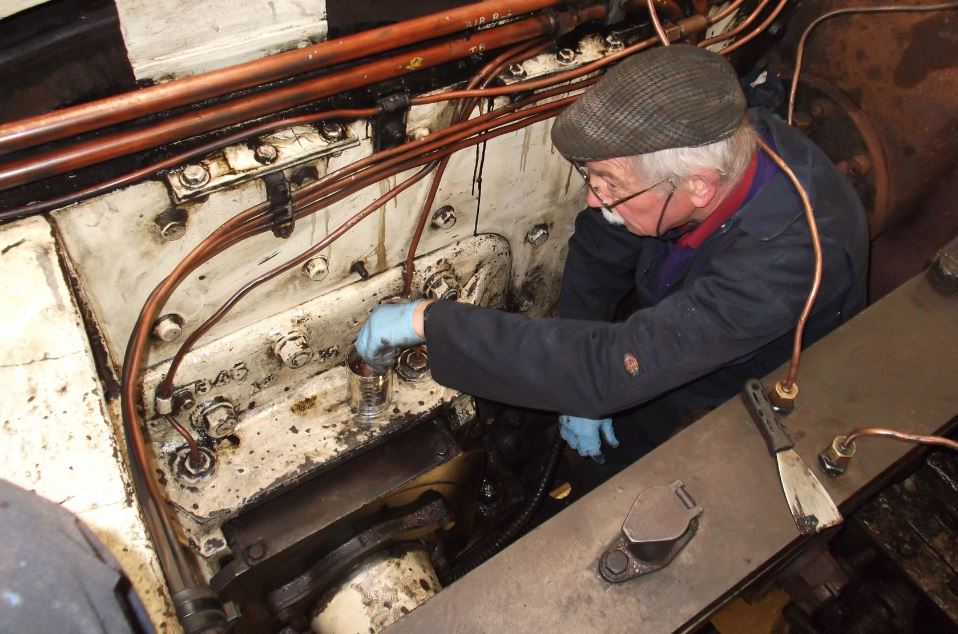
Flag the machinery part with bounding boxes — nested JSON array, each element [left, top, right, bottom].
[[264, 171, 294, 239], [346, 346, 393, 417], [273, 330, 314, 369], [819, 434, 856, 477], [598, 480, 702, 583], [396, 346, 430, 383], [319, 121, 346, 143], [267, 495, 455, 624], [431, 205, 457, 230], [253, 143, 278, 165], [555, 47, 577, 64], [171, 386, 197, 413], [193, 398, 238, 439], [310, 548, 441, 634], [152, 314, 184, 343], [174, 446, 217, 483], [525, 224, 550, 246], [178, 164, 211, 189], [301, 256, 329, 282], [154, 207, 188, 242], [423, 270, 461, 301], [930, 234, 958, 295], [291, 164, 320, 187], [351, 261, 370, 280]]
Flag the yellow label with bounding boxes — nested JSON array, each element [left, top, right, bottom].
[[406, 56, 424, 71]]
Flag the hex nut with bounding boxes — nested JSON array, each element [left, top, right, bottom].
[[254, 144, 279, 165], [423, 270, 461, 301], [818, 435, 856, 477], [302, 256, 329, 281], [196, 400, 238, 439], [507, 63, 526, 79], [320, 121, 346, 142], [273, 331, 314, 368], [154, 208, 189, 242], [174, 446, 216, 483], [768, 380, 798, 413], [604, 33, 625, 51], [178, 164, 210, 189], [172, 387, 197, 413], [556, 48, 576, 64], [152, 314, 184, 342], [431, 205, 457, 230], [408, 127, 431, 141], [525, 224, 550, 247], [396, 347, 430, 382]]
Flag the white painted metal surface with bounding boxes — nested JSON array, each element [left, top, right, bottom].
[[0, 217, 176, 632], [114, 0, 329, 81], [144, 236, 511, 557], [0, 0, 46, 20]]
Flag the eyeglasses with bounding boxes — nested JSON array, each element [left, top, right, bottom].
[[573, 163, 677, 235]]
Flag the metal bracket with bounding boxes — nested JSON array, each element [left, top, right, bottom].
[[264, 172, 294, 239], [598, 480, 702, 583], [374, 91, 411, 151]]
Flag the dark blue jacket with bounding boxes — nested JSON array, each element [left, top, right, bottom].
[[424, 110, 868, 421]]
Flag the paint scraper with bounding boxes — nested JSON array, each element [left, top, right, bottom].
[[742, 379, 842, 534]]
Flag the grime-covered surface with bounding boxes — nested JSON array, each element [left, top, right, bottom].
[[147, 235, 509, 558], [0, 216, 176, 632]]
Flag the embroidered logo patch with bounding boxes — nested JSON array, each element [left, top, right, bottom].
[[623, 353, 640, 376]]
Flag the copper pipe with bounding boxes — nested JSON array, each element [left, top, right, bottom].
[[0, 0, 567, 155], [0, 108, 376, 223], [840, 428, 958, 453], [717, 0, 789, 55], [787, 1, 958, 126], [698, 0, 772, 49], [0, 7, 604, 192], [647, 0, 672, 46], [756, 137, 820, 392], [165, 414, 202, 464], [160, 101, 568, 394], [707, 0, 747, 24]]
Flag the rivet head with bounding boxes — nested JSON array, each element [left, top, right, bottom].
[[178, 164, 210, 189]]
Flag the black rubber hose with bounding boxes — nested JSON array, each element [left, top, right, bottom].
[[446, 427, 563, 581]]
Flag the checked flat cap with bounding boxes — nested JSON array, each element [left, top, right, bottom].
[[551, 44, 746, 161]]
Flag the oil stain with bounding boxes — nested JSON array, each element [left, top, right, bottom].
[[290, 395, 317, 414]]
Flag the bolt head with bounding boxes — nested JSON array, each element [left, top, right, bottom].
[[254, 144, 278, 164], [604, 550, 630, 576], [526, 224, 550, 247], [172, 390, 196, 413], [302, 256, 329, 281], [291, 164, 320, 187], [320, 122, 346, 142], [174, 446, 216, 482], [507, 63, 526, 79], [556, 48, 576, 64], [154, 208, 188, 241], [604, 34, 625, 50], [274, 332, 314, 369], [408, 127, 431, 141], [179, 164, 210, 189], [153, 315, 183, 342], [205, 407, 238, 437], [431, 205, 457, 230]]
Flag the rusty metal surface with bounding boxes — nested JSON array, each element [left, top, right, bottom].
[[777, 1, 958, 235], [387, 269, 958, 633]]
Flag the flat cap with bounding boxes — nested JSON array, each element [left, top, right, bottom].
[[551, 44, 746, 161]]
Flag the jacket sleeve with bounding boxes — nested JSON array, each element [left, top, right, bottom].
[[559, 208, 644, 320], [425, 227, 851, 418]]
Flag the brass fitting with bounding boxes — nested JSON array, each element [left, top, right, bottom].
[[768, 380, 799, 413], [818, 435, 856, 477]]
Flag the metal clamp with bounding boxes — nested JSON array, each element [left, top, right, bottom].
[[264, 172, 294, 239], [598, 480, 702, 583]]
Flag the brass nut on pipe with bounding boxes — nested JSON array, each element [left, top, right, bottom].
[[768, 380, 798, 412], [818, 435, 856, 477]]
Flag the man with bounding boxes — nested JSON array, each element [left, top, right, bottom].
[[357, 45, 868, 462]]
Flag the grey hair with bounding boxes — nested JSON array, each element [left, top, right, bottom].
[[627, 119, 758, 185]]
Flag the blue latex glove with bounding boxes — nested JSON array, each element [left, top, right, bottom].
[[355, 301, 426, 373], [559, 415, 619, 462]]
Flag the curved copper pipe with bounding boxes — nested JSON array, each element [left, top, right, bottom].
[[647, 0, 672, 46], [787, 1, 958, 126], [707, 0, 747, 25], [0, 0, 566, 155], [0, 7, 606, 192], [717, 0, 789, 55], [841, 428, 958, 453], [698, 0, 772, 49], [756, 137, 820, 392]]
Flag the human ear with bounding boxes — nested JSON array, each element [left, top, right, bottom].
[[685, 172, 720, 208]]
